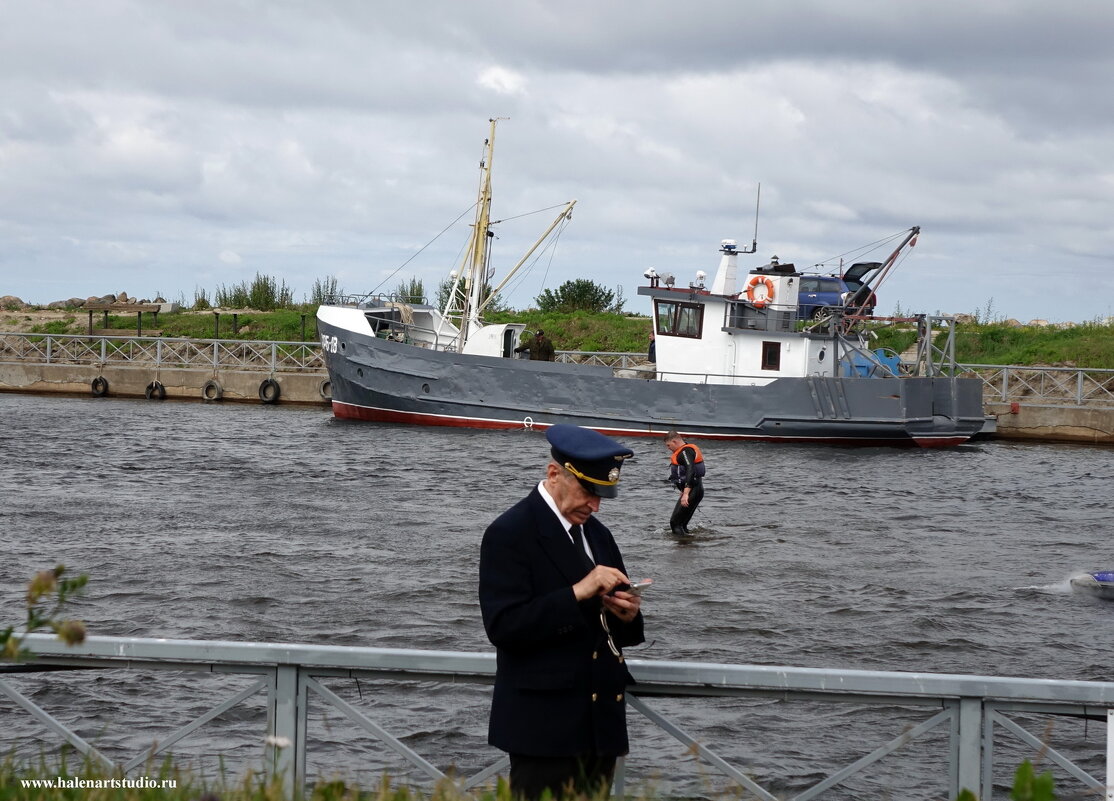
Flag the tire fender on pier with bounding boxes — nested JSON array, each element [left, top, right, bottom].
[[318, 379, 332, 400], [202, 379, 223, 402], [259, 378, 281, 404], [91, 376, 109, 397], [144, 381, 166, 401]]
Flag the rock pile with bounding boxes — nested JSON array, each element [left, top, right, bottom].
[[3, 293, 169, 310]]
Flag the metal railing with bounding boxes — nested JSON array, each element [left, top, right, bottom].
[[0, 333, 324, 372], [961, 364, 1114, 408], [6, 634, 1114, 800]]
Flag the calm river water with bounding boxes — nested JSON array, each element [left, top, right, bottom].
[[2, 393, 1113, 799]]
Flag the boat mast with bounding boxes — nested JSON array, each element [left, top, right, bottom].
[[460, 117, 502, 345]]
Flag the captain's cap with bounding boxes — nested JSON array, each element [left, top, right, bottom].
[[546, 424, 633, 498]]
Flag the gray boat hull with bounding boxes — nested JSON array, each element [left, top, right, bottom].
[[318, 321, 986, 447]]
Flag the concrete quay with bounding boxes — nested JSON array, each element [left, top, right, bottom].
[[0, 333, 330, 406], [985, 401, 1114, 445], [0, 360, 331, 406]]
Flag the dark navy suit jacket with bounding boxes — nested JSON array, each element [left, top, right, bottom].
[[479, 487, 645, 757]]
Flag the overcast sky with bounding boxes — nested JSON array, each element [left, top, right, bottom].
[[3, 1, 1113, 323]]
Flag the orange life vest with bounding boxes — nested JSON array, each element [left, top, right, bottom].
[[670, 443, 704, 466]]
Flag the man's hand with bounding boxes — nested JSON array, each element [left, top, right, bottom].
[[602, 590, 641, 623], [572, 565, 629, 602], [681, 487, 691, 508]]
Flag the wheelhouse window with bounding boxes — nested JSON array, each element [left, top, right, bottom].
[[761, 341, 781, 371], [655, 300, 704, 339]]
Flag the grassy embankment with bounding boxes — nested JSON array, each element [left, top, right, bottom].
[[19, 310, 1114, 368]]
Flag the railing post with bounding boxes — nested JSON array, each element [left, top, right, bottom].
[[268, 664, 299, 799], [1078, 370, 1086, 405], [1107, 708, 1114, 801], [1000, 366, 1010, 401], [952, 697, 983, 799]]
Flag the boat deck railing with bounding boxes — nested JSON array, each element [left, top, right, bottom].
[[6, 634, 1114, 800]]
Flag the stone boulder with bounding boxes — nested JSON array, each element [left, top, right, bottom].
[[118, 291, 129, 303], [1027, 319, 1050, 327], [46, 298, 86, 310], [0, 295, 28, 310], [954, 314, 976, 324]]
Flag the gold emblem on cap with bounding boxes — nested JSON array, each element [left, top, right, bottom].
[[563, 461, 620, 487]]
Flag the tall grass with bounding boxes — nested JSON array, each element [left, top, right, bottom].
[[214, 274, 294, 311], [310, 276, 341, 306]]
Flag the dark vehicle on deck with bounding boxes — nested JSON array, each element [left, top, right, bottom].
[[798, 262, 881, 321], [842, 262, 881, 315], [798, 276, 851, 320]]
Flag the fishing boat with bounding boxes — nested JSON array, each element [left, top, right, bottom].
[[316, 122, 986, 447], [1070, 572, 1114, 600]]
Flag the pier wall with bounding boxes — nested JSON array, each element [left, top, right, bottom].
[[0, 333, 330, 406], [986, 401, 1114, 445], [0, 361, 330, 405]]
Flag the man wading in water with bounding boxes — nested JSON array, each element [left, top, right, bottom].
[[664, 430, 705, 536]]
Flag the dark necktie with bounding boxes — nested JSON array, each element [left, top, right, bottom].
[[569, 525, 595, 571]]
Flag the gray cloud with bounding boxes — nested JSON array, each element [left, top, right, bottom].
[[0, 0, 1112, 322]]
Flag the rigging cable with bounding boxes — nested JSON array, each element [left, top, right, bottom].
[[492, 213, 573, 305], [368, 202, 478, 296]]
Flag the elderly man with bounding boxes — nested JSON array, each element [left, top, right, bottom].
[[479, 424, 646, 800]]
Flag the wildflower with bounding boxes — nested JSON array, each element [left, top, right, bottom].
[[264, 735, 292, 748], [26, 570, 57, 604], [53, 619, 87, 646]]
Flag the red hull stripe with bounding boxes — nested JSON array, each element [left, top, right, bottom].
[[330, 400, 964, 447]]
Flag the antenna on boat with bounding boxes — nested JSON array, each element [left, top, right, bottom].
[[738, 183, 760, 254]]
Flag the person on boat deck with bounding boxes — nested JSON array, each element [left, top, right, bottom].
[[647, 330, 656, 364], [514, 329, 556, 361], [664, 430, 705, 536], [479, 424, 645, 801]]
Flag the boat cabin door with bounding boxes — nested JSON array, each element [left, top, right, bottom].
[[502, 327, 518, 358]]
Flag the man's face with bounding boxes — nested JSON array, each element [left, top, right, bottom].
[[546, 462, 601, 524], [664, 437, 682, 452]]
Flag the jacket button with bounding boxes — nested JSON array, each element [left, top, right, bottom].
[[616, 693, 624, 702], [591, 693, 598, 702]]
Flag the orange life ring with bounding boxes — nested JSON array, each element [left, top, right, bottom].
[[745, 275, 776, 308]]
